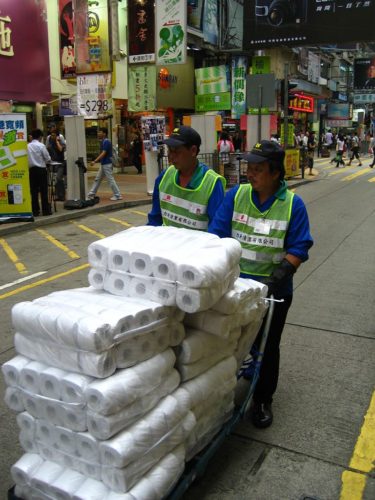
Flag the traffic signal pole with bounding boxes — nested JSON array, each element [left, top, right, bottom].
[[283, 63, 289, 150]]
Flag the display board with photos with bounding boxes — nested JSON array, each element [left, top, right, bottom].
[[141, 116, 165, 152]]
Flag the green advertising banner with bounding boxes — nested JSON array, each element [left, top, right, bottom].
[[0, 113, 33, 223], [231, 56, 247, 119], [195, 92, 231, 112], [195, 65, 229, 95], [128, 66, 156, 112], [251, 56, 271, 74]]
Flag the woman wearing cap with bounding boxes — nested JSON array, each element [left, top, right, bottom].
[[147, 126, 226, 230], [209, 140, 313, 428]]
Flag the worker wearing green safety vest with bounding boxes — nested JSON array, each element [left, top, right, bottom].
[[148, 126, 226, 230], [209, 140, 313, 429]]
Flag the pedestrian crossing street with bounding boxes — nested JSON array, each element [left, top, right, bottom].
[[315, 155, 375, 182]]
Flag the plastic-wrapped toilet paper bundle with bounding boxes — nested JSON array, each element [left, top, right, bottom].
[[60, 404, 87, 432], [72, 476, 110, 500], [87, 369, 180, 440], [85, 349, 176, 415], [177, 344, 236, 382], [54, 425, 77, 455], [87, 229, 131, 269], [61, 372, 95, 403], [211, 277, 266, 314], [151, 279, 177, 306], [128, 275, 154, 301], [99, 392, 190, 468], [22, 392, 44, 420], [11, 452, 44, 486], [30, 459, 65, 493], [103, 271, 132, 296], [17, 411, 36, 437], [4, 387, 25, 412], [176, 282, 228, 314], [184, 309, 239, 338], [114, 332, 157, 369], [14, 332, 116, 378], [1, 355, 30, 387], [40, 366, 68, 399], [88, 268, 108, 289], [101, 412, 195, 493], [49, 468, 87, 500], [19, 430, 39, 453], [178, 328, 236, 364], [76, 431, 100, 462]]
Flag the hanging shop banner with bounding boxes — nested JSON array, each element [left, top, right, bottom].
[[251, 56, 271, 75], [354, 93, 375, 104], [141, 116, 165, 152], [187, 0, 204, 30], [280, 124, 295, 147], [128, 66, 156, 112], [59, 0, 76, 78], [74, 0, 111, 74], [231, 57, 248, 119], [156, 0, 187, 65], [128, 0, 155, 64], [202, 0, 218, 45], [0, 0, 50, 102], [353, 58, 375, 90], [0, 114, 32, 224], [77, 74, 112, 119], [327, 103, 350, 120], [244, 1, 375, 48], [59, 96, 78, 116], [195, 65, 230, 95]]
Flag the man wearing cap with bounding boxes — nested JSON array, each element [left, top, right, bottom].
[[147, 126, 226, 230], [209, 140, 313, 428]]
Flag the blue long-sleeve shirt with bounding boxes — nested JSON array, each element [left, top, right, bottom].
[[148, 163, 225, 226], [208, 182, 313, 295]]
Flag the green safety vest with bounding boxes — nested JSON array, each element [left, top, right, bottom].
[[159, 165, 225, 230], [232, 184, 294, 276]]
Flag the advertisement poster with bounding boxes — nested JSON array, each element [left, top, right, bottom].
[[195, 65, 230, 95], [74, 0, 111, 74], [244, 1, 375, 48], [284, 148, 300, 178], [59, 0, 76, 79], [128, 66, 156, 112], [354, 58, 375, 90], [156, 0, 187, 65], [77, 74, 112, 119], [202, 0, 218, 45], [231, 57, 248, 119], [0, 0, 50, 102], [128, 0, 155, 64], [0, 114, 32, 223], [141, 116, 165, 152]]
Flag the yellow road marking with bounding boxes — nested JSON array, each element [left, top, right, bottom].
[[129, 210, 147, 217], [341, 169, 370, 182], [99, 214, 133, 227], [36, 229, 80, 259], [0, 263, 90, 300], [328, 166, 351, 176], [0, 238, 27, 275], [70, 221, 106, 239], [340, 391, 375, 499], [368, 176, 375, 183]]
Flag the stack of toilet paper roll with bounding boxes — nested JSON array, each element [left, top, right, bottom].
[[87, 226, 242, 313]]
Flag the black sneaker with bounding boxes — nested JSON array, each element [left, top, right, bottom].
[[251, 402, 273, 428]]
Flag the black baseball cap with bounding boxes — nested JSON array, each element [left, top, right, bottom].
[[244, 140, 285, 164], [163, 126, 201, 148]]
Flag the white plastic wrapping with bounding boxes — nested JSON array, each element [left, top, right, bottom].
[[177, 344, 236, 382], [4, 386, 24, 412], [11, 452, 44, 486], [177, 328, 236, 364], [19, 360, 48, 394], [60, 372, 95, 404], [1, 355, 30, 387], [40, 367, 68, 400]]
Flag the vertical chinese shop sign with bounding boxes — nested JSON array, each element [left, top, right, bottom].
[[74, 0, 111, 74], [128, 66, 156, 112], [231, 56, 248, 119], [0, 114, 32, 223], [156, 0, 187, 65], [59, 0, 76, 79], [128, 0, 155, 64]]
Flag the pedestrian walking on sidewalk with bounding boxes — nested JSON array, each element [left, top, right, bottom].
[[334, 135, 346, 168], [27, 129, 52, 217], [148, 126, 225, 229], [209, 140, 313, 428], [88, 127, 122, 201], [131, 133, 143, 175], [307, 131, 316, 175], [348, 133, 362, 166], [369, 134, 375, 168]]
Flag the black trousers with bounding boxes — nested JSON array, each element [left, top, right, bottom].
[[29, 167, 50, 215], [253, 295, 293, 405]]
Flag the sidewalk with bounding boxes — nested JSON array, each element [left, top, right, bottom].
[[0, 167, 319, 237]]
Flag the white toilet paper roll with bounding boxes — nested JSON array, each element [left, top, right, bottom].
[[19, 360, 47, 394], [115, 332, 157, 369], [50, 468, 87, 500], [108, 248, 131, 273], [2, 355, 30, 387], [103, 271, 132, 296], [54, 425, 77, 454], [60, 372, 94, 404], [129, 251, 153, 276], [19, 430, 38, 453], [30, 460, 65, 492], [36, 419, 56, 448], [168, 322, 185, 347], [4, 387, 25, 412], [151, 255, 178, 281], [129, 276, 153, 300], [43, 399, 64, 427], [16, 411, 36, 436], [60, 405, 88, 432], [76, 431, 100, 462], [72, 477, 109, 500], [11, 452, 44, 486], [151, 279, 177, 306], [40, 367, 67, 400], [88, 268, 107, 289]]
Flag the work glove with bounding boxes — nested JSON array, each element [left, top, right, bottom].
[[264, 258, 296, 297]]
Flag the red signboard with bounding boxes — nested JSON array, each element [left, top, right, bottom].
[[289, 94, 314, 113], [0, 0, 51, 102]]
